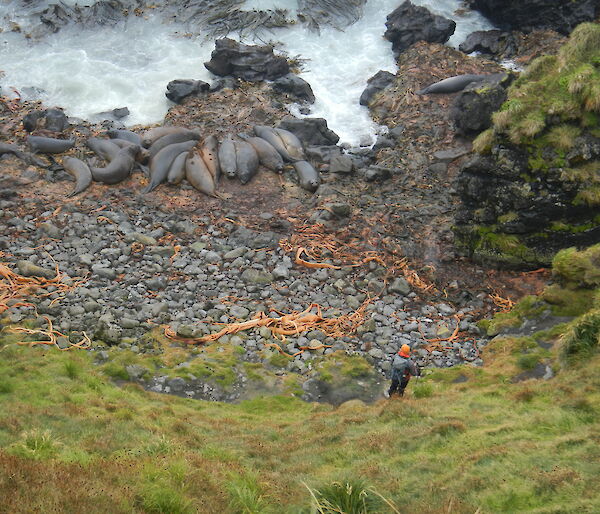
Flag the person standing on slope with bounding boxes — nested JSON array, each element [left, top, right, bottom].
[[387, 344, 420, 398]]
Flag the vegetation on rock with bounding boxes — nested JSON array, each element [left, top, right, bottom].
[[455, 23, 600, 268]]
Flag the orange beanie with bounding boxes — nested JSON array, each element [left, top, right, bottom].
[[399, 344, 410, 355]]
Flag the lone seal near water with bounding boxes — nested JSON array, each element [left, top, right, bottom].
[[416, 74, 489, 95]]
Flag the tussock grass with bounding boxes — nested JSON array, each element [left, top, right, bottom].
[[492, 23, 600, 146]]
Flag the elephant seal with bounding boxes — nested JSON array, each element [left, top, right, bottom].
[[141, 126, 198, 148], [218, 136, 237, 179], [200, 135, 220, 183], [253, 125, 304, 162], [110, 139, 149, 164], [62, 156, 92, 196], [273, 128, 305, 161], [90, 145, 137, 184], [292, 160, 320, 192], [167, 151, 189, 185], [0, 142, 47, 167], [234, 141, 259, 185], [239, 134, 284, 172], [148, 131, 201, 160], [253, 125, 293, 161], [86, 137, 121, 161], [144, 140, 197, 193], [416, 74, 487, 95], [106, 129, 141, 146], [27, 136, 75, 154], [185, 150, 217, 197]]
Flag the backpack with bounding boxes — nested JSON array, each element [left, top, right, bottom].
[[391, 355, 410, 379]]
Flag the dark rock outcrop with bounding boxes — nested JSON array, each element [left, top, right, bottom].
[[271, 74, 315, 103], [165, 79, 210, 104], [467, 0, 600, 35], [384, 1, 456, 56], [450, 74, 513, 135], [204, 38, 290, 82], [22, 108, 68, 132], [359, 70, 396, 106], [455, 136, 600, 268], [459, 30, 518, 57], [278, 117, 340, 146]]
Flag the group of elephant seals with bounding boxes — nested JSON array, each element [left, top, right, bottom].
[[416, 74, 489, 95], [6, 119, 325, 197]]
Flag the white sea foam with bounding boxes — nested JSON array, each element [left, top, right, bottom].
[[0, 0, 494, 146]]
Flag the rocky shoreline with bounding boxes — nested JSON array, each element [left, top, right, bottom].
[[3, 0, 585, 404]]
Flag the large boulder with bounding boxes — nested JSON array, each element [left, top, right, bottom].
[[467, 0, 600, 35], [204, 38, 290, 82], [359, 70, 396, 106], [165, 79, 210, 104], [271, 74, 315, 103], [384, 1, 456, 56], [459, 30, 518, 57], [450, 73, 513, 135], [277, 117, 340, 146]]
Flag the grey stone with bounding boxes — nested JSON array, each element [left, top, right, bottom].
[[16, 260, 56, 279], [241, 269, 273, 284], [389, 277, 411, 295], [368, 348, 385, 359], [329, 155, 354, 174], [224, 247, 247, 260]]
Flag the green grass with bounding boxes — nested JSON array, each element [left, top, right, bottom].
[[2, 245, 600, 512], [1, 330, 599, 513]]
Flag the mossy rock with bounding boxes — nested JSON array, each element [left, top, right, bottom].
[[552, 244, 600, 287]]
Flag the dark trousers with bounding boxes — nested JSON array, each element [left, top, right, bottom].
[[388, 376, 410, 397]]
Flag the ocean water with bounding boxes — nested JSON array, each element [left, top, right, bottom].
[[0, 0, 494, 146]]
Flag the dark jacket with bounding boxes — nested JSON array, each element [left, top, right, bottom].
[[391, 354, 419, 381]]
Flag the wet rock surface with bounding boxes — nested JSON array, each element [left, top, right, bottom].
[[468, 0, 599, 35], [384, 1, 456, 56], [204, 38, 290, 82]]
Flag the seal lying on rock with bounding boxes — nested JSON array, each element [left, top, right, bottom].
[[86, 137, 121, 161], [234, 141, 259, 185], [200, 135, 220, 184], [292, 160, 321, 192], [62, 156, 92, 196], [27, 135, 75, 154], [253, 125, 304, 162], [0, 142, 47, 168], [144, 140, 197, 193], [148, 130, 201, 160], [239, 134, 284, 172], [218, 136, 237, 179], [185, 150, 218, 197], [90, 145, 137, 184], [141, 126, 197, 148], [106, 129, 141, 146], [167, 151, 189, 185], [416, 74, 488, 95], [110, 139, 150, 165]]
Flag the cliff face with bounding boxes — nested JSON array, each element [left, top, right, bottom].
[[468, 0, 600, 35], [454, 23, 600, 269]]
